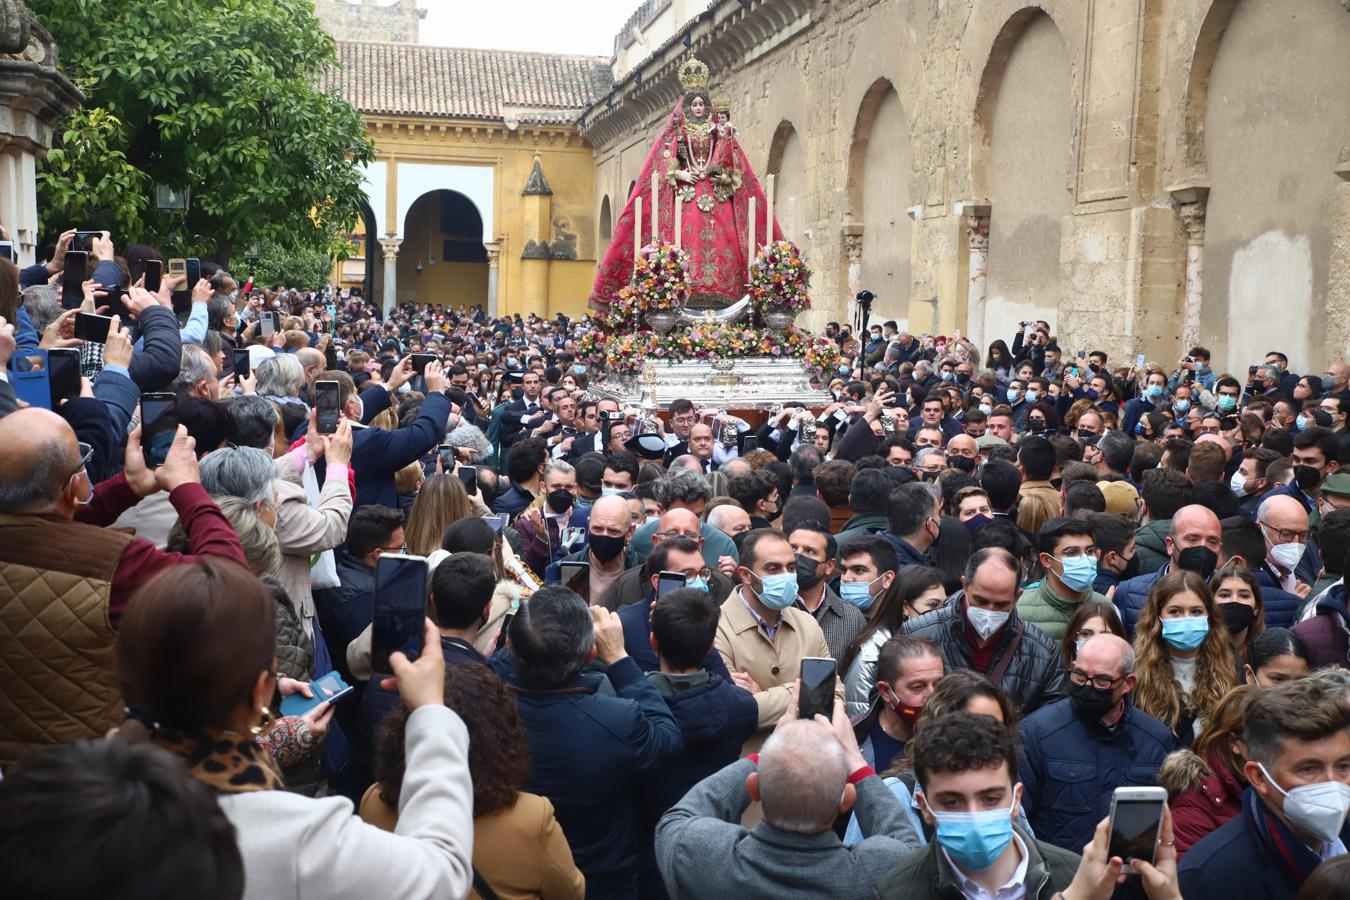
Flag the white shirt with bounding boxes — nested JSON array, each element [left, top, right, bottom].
[[942, 833, 1029, 900]]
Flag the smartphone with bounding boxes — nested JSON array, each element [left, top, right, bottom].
[[559, 560, 589, 587], [278, 671, 353, 718], [0, 240, 15, 263], [742, 434, 759, 453], [47, 347, 81, 406], [798, 656, 837, 720], [1135, 354, 1146, 369], [484, 513, 508, 534], [184, 257, 201, 291], [11, 353, 50, 410], [371, 553, 430, 676], [241, 274, 255, 296], [166, 257, 187, 287], [74, 230, 102, 249], [411, 353, 437, 375], [315, 380, 341, 434], [1077, 350, 1086, 359], [494, 611, 516, 652], [260, 310, 277, 338], [233, 348, 251, 380], [73, 312, 113, 344], [457, 466, 478, 495], [60, 249, 88, 308], [1107, 786, 1167, 873], [140, 392, 177, 468], [657, 571, 687, 598], [143, 259, 163, 293]]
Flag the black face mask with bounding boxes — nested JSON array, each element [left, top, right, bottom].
[[1118, 552, 1140, 581], [588, 533, 626, 564], [545, 488, 574, 514], [732, 529, 752, 553], [1069, 681, 1118, 721], [1219, 602, 1255, 635], [795, 554, 822, 590], [948, 455, 976, 474], [1176, 545, 1219, 581], [1294, 464, 1323, 492]]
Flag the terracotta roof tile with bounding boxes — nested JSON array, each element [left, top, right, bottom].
[[328, 40, 612, 124]]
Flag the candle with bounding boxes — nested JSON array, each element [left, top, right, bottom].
[[651, 172, 659, 243], [674, 194, 682, 250], [766, 174, 775, 245], [634, 196, 643, 271], [747, 196, 757, 278]]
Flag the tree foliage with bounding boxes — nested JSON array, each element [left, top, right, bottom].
[[251, 239, 335, 290], [31, 0, 374, 266]]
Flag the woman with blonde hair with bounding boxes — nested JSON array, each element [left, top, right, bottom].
[[405, 473, 475, 556], [1132, 570, 1238, 746]]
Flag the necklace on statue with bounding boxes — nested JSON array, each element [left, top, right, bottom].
[[683, 124, 714, 178]]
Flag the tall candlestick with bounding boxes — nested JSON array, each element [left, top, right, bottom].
[[765, 174, 775, 245], [634, 196, 643, 271], [651, 173, 659, 242], [747, 196, 757, 278], [673, 195, 682, 250]]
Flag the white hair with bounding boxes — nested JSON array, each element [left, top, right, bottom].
[[758, 720, 848, 834]]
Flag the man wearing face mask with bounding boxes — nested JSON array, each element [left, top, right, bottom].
[[1114, 504, 1224, 639], [1018, 518, 1110, 641], [1179, 678, 1350, 900], [1017, 634, 1175, 853], [1256, 495, 1315, 601], [789, 524, 865, 662], [511, 459, 588, 577], [714, 529, 836, 755], [850, 637, 944, 773], [550, 495, 637, 605], [901, 548, 1067, 716]]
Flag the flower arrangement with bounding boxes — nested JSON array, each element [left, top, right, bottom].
[[632, 243, 690, 313], [749, 239, 812, 316], [579, 325, 840, 378]]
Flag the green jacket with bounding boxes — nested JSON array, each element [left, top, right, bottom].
[[836, 512, 890, 551], [1016, 578, 1108, 642], [875, 825, 1080, 900], [1134, 518, 1172, 575]]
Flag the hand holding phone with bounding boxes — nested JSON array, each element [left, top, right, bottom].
[[797, 657, 837, 720], [315, 380, 341, 434], [140, 393, 178, 468], [1107, 786, 1167, 874], [73, 312, 113, 344], [372, 554, 430, 676], [279, 672, 353, 718]]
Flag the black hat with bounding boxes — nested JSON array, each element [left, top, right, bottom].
[[625, 433, 667, 461]]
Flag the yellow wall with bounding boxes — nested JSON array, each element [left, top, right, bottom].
[[363, 116, 599, 318]]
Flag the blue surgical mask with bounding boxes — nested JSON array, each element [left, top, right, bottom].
[[1174, 399, 1191, 413], [685, 576, 708, 593], [572, 364, 587, 375], [929, 796, 1019, 871], [750, 572, 798, 610], [839, 576, 883, 610], [941, 372, 955, 382], [1217, 395, 1238, 413], [1024, 390, 1040, 403], [1005, 388, 1020, 404], [1056, 555, 1099, 593], [1161, 615, 1209, 651], [601, 486, 623, 497], [1296, 414, 1308, 431]]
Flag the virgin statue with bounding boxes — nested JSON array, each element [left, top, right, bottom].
[[589, 56, 783, 311]]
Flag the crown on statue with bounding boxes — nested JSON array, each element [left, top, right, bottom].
[[712, 95, 731, 112], [678, 57, 710, 91]]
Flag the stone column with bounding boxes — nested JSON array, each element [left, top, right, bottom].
[[962, 204, 991, 353], [1327, 149, 1350, 362], [1168, 185, 1209, 353], [484, 240, 501, 317], [378, 237, 401, 317], [842, 223, 863, 331]]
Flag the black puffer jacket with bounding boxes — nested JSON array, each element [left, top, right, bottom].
[[899, 599, 1067, 716]]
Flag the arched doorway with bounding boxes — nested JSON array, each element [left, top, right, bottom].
[[848, 79, 913, 323], [598, 195, 613, 257], [766, 121, 805, 246], [398, 190, 489, 310]]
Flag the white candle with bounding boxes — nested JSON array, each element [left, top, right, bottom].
[[674, 195, 682, 250], [634, 196, 643, 271], [651, 173, 659, 243], [765, 174, 775, 245], [747, 196, 757, 278]]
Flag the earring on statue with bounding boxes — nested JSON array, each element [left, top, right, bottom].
[[250, 705, 276, 736]]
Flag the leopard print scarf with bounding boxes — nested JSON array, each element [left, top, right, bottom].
[[150, 725, 284, 794]]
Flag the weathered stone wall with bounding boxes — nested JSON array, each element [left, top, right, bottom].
[[582, 0, 1350, 374], [315, 0, 423, 44]]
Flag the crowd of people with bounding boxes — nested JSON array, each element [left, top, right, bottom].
[[2, 234, 1350, 900]]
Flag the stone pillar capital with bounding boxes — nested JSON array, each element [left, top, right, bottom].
[[1168, 185, 1210, 243], [842, 223, 864, 264], [961, 203, 992, 251], [378, 237, 402, 262], [484, 240, 502, 266]]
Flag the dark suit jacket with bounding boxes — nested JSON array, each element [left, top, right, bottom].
[[500, 397, 547, 447]]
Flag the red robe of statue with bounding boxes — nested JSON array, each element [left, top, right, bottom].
[[590, 99, 783, 311]]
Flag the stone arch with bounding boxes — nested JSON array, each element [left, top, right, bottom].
[[976, 8, 1074, 344], [398, 189, 489, 308], [598, 194, 613, 257], [1174, 0, 1242, 180], [846, 79, 914, 316], [766, 120, 805, 242]]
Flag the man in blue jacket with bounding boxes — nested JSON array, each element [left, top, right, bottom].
[[1113, 504, 1223, 638], [1179, 677, 1350, 900], [503, 585, 682, 900], [1018, 633, 1175, 853]]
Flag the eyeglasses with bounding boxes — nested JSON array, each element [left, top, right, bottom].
[[380, 543, 407, 554], [1260, 522, 1309, 544], [1056, 546, 1100, 559], [1068, 668, 1125, 691], [70, 441, 94, 479]]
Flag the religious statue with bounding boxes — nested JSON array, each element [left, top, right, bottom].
[[590, 56, 783, 311]]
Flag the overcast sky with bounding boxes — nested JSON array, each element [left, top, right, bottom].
[[418, 0, 638, 56]]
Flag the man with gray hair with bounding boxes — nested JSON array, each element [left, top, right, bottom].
[[655, 695, 919, 897], [496, 585, 681, 899], [199, 445, 278, 524], [173, 344, 220, 400], [630, 469, 736, 569], [1017, 632, 1175, 852]]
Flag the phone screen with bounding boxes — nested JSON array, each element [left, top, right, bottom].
[[485, 513, 508, 533], [233, 349, 251, 380], [372, 554, 429, 676], [315, 380, 340, 434], [411, 353, 436, 375], [1108, 798, 1164, 865], [47, 348, 82, 406], [560, 561, 589, 587], [260, 311, 277, 338], [657, 571, 687, 598], [184, 257, 201, 290], [140, 393, 178, 468], [494, 611, 516, 652], [798, 657, 837, 720], [61, 250, 88, 309], [73, 312, 113, 344], [742, 434, 759, 453], [457, 466, 478, 495], [141, 259, 163, 293]]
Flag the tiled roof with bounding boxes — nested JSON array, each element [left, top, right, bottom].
[[328, 40, 612, 124]]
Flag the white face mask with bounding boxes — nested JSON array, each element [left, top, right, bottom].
[[1230, 470, 1250, 498], [1269, 540, 1306, 570], [1257, 763, 1350, 844], [966, 604, 1009, 641]]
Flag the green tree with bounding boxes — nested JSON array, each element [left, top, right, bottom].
[[251, 239, 334, 290], [31, 0, 374, 266]]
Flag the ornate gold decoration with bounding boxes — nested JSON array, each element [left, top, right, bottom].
[[712, 95, 731, 113], [679, 56, 710, 92], [709, 164, 742, 203]]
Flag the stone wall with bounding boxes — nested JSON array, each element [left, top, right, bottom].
[[582, 0, 1350, 376], [315, 0, 423, 44]]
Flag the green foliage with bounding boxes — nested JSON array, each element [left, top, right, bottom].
[[31, 0, 374, 265], [251, 239, 334, 290]]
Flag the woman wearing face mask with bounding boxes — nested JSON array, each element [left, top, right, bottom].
[[1058, 601, 1125, 668], [1121, 369, 1169, 438], [1209, 564, 1265, 659], [1243, 627, 1310, 687], [1157, 684, 1255, 858], [985, 340, 1015, 385], [842, 562, 947, 715], [1133, 571, 1239, 746]]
